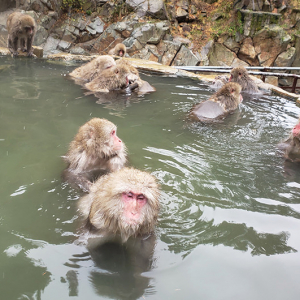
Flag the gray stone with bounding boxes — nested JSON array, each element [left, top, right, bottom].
[[57, 40, 72, 51], [88, 17, 105, 34], [69, 46, 89, 55], [43, 36, 60, 54], [159, 40, 181, 66], [274, 47, 296, 67], [148, 0, 167, 20], [223, 36, 240, 54], [172, 45, 200, 66], [208, 42, 236, 66], [34, 25, 48, 46], [123, 37, 143, 52], [292, 35, 300, 68]]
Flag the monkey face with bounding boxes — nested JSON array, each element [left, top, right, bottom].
[[25, 26, 34, 35], [111, 129, 123, 152], [122, 192, 147, 225]]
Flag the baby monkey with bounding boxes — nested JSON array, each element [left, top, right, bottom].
[[63, 118, 127, 192], [6, 12, 36, 57], [108, 43, 127, 57]]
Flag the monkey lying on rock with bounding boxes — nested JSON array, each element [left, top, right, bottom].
[[190, 82, 243, 122], [6, 12, 36, 57], [63, 118, 127, 192], [78, 167, 160, 243]]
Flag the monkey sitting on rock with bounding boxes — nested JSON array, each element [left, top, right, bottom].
[[63, 118, 127, 192], [78, 167, 160, 243], [190, 82, 243, 122], [6, 12, 36, 57], [229, 67, 260, 94], [108, 43, 127, 57]]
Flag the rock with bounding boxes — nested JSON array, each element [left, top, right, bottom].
[[238, 37, 258, 65], [172, 45, 200, 66], [265, 76, 278, 86], [208, 42, 236, 66], [274, 47, 296, 67], [69, 46, 89, 55], [223, 36, 240, 54], [231, 57, 249, 67], [57, 40, 71, 52], [240, 10, 281, 37], [253, 25, 291, 66], [43, 36, 60, 54], [88, 17, 105, 34], [196, 40, 213, 66], [126, 0, 168, 20], [34, 25, 48, 46], [292, 35, 300, 68], [33, 46, 43, 58], [123, 37, 143, 53], [159, 40, 181, 66]]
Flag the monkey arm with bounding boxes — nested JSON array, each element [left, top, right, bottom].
[[62, 169, 93, 193]]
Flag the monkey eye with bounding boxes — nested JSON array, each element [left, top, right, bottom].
[[231, 89, 235, 92], [238, 72, 242, 76], [137, 194, 145, 201], [111, 130, 116, 136], [127, 192, 134, 198]]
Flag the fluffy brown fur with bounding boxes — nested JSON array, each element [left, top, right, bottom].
[[63, 118, 127, 191], [190, 82, 242, 122], [108, 43, 127, 57], [78, 168, 160, 243], [69, 55, 116, 82], [229, 67, 259, 93], [84, 63, 131, 93], [6, 12, 36, 57]]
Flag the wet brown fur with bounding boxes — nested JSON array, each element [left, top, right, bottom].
[[78, 168, 160, 243], [6, 12, 36, 57], [230, 67, 259, 93]]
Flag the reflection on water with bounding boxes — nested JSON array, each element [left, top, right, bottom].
[[1, 56, 300, 299]]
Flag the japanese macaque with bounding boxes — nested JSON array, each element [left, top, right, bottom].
[[279, 118, 300, 163], [229, 67, 259, 94], [69, 55, 116, 83], [84, 64, 130, 93], [63, 118, 127, 192], [116, 59, 156, 94], [210, 75, 229, 89], [78, 167, 160, 243], [190, 82, 243, 122], [108, 43, 127, 57], [6, 12, 36, 57]]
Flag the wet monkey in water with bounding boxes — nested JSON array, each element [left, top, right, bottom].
[[229, 67, 259, 94], [6, 12, 36, 57], [78, 167, 160, 243], [108, 43, 127, 57], [63, 118, 127, 192], [190, 82, 243, 122]]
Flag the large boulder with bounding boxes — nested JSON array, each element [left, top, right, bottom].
[[274, 47, 296, 67], [208, 42, 236, 66], [238, 37, 258, 65], [172, 45, 200, 66], [292, 35, 300, 68], [253, 25, 291, 66]]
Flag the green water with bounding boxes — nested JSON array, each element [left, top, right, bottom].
[[0, 56, 300, 300]]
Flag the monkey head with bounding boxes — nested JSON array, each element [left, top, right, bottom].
[[84, 168, 160, 243]]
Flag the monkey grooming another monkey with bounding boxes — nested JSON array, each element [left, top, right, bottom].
[[190, 82, 243, 122], [84, 64, 132, 93], [278, 118, 300, 163], [69, 55, 116, 83], [78, 167, 160, 243], [229, 67, 260, 94], [108, 43, 127, 57], [6, 12, 36, 57], [63, 118, 127, 192]]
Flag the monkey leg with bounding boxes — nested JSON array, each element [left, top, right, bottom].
[[26, 37, 34, 57], [20, 38, 26, 52], [8, 36, 19, 57]]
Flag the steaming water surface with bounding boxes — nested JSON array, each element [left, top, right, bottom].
[[1, 56, 300, 299]]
